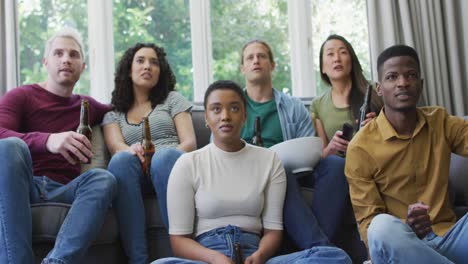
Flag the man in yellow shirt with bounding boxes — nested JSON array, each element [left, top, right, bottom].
[[345, 44, 468, 263]]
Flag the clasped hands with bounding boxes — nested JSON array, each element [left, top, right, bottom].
[[406, 202, 433, 239]]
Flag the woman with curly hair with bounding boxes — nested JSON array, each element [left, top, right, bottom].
[[102, 43, 196, 262]]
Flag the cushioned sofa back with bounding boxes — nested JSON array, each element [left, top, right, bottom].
[[449, 116, 468, 218], [192, 104, 211, 148]]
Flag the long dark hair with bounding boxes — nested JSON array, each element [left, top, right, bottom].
[[319, 34, 382, 120], [112, 43, 176, 113]]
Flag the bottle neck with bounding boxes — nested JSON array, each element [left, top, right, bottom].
[[80, 101, 89, 126], [254, 117, 261, 136], [143, 118, 152, 141]]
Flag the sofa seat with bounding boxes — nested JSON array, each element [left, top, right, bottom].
[[32, 196, 171, 263], [30, 107, 467, 263], [449, 115, 468, 219]]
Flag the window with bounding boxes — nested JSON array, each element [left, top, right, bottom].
[[113, 0, 193, 100], [17, 0, 89, 94], [211, 0, 291, 94], [311, 0, 370, 95], [14, 0, 369, 101]]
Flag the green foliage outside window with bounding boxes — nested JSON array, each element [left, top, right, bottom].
[[113, 0, 193, 100], [17, 0, 369, 99], [312, 0, 370, 96], [211, 0, 291, 94], [17, 0, 89, 94]]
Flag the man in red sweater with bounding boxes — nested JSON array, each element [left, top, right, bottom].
[[0, 28, 116, 264]]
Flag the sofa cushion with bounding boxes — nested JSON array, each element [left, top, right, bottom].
[[449, 153, 468, 216], [31, 202, 120, 245], [191, 105, 211, 148], [32, 197, 172, 263], [448, 116, 468, 219], [81, 124, 110, 173]]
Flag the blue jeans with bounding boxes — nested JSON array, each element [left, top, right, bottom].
[[151, 148, 184, 228], [0, 137, 117, 264], [108, 147, 183, 262], [368, 213, 468, 264], [283, 155, 366, 262], [151, 225, 352, 264], [283, 155, 353, 247]]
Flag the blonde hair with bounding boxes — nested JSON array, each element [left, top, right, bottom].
[[43, 27, 85, 60]]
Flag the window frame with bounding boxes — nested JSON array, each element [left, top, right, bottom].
[[14, 0, 328, 101], [84, 0, 316, 103]]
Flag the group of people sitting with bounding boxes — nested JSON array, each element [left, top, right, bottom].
[[0, 27, 466, 264]]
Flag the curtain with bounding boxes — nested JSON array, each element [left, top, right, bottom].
[[0, 0, 19, 96], [367, 0, 468, 116]]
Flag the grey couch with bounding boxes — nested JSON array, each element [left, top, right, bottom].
[[31, 111, 468, 263], [32, 107, 211, 263], [448, 116, 468, 219]]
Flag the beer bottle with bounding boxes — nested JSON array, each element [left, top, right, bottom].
[[252, 116, 264, 147], [141, 117, 155, 178], [357, 84, 373, 131], [234, 243, 242, 264], [76, 99, 92, 164]]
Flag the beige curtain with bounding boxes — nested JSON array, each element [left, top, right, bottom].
[[367, 0, 468, 116], [0, 1, 19, 96]]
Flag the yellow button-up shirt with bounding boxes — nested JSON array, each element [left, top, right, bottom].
[[345, 107, 468, 246]]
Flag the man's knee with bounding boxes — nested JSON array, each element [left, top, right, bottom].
[[0, 138, 32, 183], [0, 137, 29, 159], [83, 168, 118, 197], [368, 214, 408, 248]]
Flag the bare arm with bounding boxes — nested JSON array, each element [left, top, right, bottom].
[[170, 234, 233, 264], [244, 229, 282, 264], [173, 111, 197, 152], [102, 123, 144, 162], [313, 117, 329, 147]]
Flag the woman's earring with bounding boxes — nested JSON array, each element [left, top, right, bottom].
[[205, 122, 209, 128]]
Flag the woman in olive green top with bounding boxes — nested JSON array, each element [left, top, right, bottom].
[[311, 34, 382, 157]]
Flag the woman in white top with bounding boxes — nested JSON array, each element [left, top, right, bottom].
[[152, 80, 351, 264], [103, 43, 196, 263]]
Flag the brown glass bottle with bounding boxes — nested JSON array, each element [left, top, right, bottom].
[[141, 117, 155, 178], [252, 116, 264, 147], [234, 243, 242, 264], [357, 84, 373, 131], [76, 99, 92, 164]]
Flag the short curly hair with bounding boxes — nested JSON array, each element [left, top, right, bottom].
[[112, 43, 176, 113]]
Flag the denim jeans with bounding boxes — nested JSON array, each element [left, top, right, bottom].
[[151, 225, 352, 264], [108, 147, 183, 262], [0, 137, 117, 264], [368, 213, 468, 263], [283, 155, 366, 262], [150, 148, 184, 228], [283, 156, 352, 244]]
